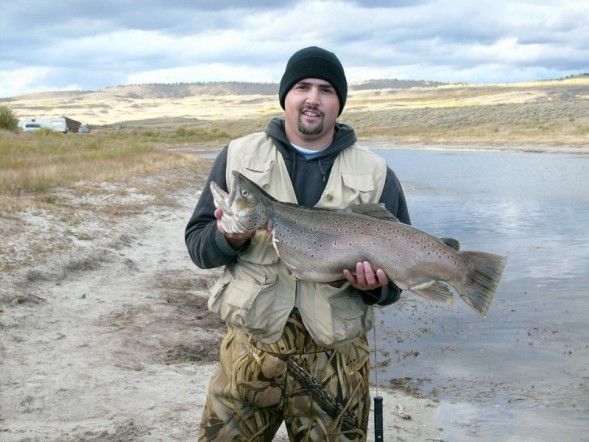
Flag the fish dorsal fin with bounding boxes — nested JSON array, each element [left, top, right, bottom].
[[440, 237, 460, 251], [348, 203, 399, 222]]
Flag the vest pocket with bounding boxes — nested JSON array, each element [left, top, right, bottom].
[[329, 291, 370, 344], [341, 173, 376, 205], [312, 283, 372, 346], [208, 264, 278, 332], [243, 165, 272, 190]]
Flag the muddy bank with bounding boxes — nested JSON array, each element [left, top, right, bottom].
[[0, 168, 440, 441]]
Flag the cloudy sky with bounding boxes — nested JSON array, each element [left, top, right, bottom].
[[1, 0, 588, 97]]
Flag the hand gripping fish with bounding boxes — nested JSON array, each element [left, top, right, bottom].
[[211, 171, 507, 315]]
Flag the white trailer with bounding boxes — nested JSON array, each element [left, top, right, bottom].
[[18, 116, 82, 133]]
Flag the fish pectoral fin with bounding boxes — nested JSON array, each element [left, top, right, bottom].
[[270, 229, 283, 260], [409, 281, 454, 304], [348, 203, 399, 222]]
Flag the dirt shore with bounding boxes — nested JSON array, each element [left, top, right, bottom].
[[0, 165, 441, 441]]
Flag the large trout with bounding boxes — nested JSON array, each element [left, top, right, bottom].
[[211, 171, 506, 315]]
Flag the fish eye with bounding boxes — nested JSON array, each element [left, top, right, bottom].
[[241, 189, 249, 197]]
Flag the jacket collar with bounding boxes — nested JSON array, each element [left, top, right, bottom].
[[265, 117, 357, 159]]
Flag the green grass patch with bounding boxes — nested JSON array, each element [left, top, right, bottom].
[[173, 126, 231, 141]]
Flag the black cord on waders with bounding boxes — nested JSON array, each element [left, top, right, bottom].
[[373, 321, 384, 441]]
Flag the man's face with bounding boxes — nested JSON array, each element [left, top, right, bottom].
[[284, 78, 340, 147]]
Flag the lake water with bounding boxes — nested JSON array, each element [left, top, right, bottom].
[[370, 145, 589, 441]]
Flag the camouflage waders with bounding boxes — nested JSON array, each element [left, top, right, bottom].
[[198, 309, 371, 441]]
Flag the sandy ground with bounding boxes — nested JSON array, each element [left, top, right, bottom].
[[0, 167, 441, 441]]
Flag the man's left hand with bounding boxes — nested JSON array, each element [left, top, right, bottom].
[[343, 261, 388, 291]]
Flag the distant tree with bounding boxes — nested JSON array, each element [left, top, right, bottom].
[[0, 105, 18, 131]]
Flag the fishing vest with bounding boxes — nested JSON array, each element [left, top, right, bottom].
[[207, 132, 387, 347]]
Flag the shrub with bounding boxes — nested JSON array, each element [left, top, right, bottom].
[[0, 105, 18, 131]]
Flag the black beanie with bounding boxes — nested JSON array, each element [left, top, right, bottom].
[[279, 46, 348, 115]]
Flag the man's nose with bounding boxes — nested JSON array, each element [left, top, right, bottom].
[[305, 86, 321, 104]]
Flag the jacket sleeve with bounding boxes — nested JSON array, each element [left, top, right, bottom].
[[184, 146, 251, 269], [361, 166, 411, 306], [379, 167, 411, 225]]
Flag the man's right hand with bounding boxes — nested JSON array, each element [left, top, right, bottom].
[[215, 208, 255, 248]]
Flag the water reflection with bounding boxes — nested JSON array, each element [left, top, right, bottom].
[[372, 147, 589, 440]]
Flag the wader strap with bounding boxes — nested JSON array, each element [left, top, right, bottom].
[[246, 308, 358, 432]]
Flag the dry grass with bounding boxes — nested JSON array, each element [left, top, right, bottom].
[[345, 99, 589, 145], [0, 128, 211, 196], [7, 77, 587, 142], [0, 160, 211, 273], [341, 78, 589, 144], [0, 128, 213, 267], [91, 118, 262, 143]]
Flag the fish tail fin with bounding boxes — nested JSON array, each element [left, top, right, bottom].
[[457, 251, 507, 315]]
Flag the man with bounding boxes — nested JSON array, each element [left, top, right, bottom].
[[186, 46, 410, 441]]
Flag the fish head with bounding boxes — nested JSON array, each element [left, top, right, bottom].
[[228, 171, 272, 230], [209, 171, 270, 233]]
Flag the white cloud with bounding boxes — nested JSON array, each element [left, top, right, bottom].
[[0, 67, 53, 98], [126, 63, 280, 84], [1, 0, 588, 96]]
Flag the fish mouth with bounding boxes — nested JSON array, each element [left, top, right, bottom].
[[209, 180, 251, 233], [210, 181, 232, 213]]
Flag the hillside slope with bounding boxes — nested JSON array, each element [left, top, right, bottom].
[[3, 78, 588, 145]]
